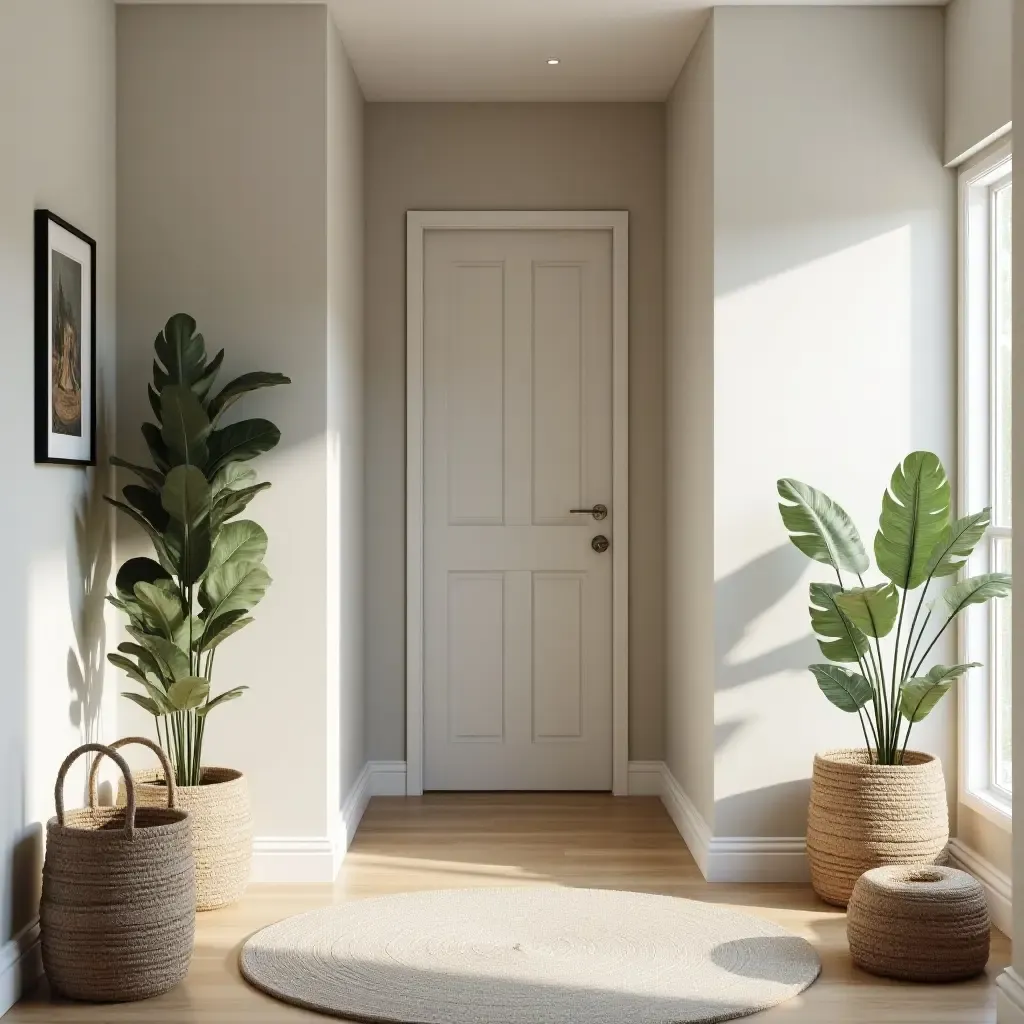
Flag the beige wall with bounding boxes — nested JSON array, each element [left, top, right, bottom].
[[0, 0, 116, 981], [327, 17, 367, 808], [665, 20, 716, 822], [118, 3, 365, 842], [364, 102, 666, 763], [945, 0, 1012, 166]]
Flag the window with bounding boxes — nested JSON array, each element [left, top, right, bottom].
[[959, 139, 1012, 825]]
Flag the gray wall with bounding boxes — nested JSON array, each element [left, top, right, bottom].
[[118, 3, 365, 840], [364, 102, 666, 762], [0, 0, 116, 967], [945, 0, 1012, 165], [666, 6, 956, 839], [665, 19, 716, 822]]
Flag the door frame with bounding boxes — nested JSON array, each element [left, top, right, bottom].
[[406, 210, 629, 797]]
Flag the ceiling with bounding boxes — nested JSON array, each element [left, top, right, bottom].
[[121, 0, 949, 102]]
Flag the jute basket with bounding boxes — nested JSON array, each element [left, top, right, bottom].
[[807, 748, 948, 907], [42, 738, 195, 1002], [847, 865, 990, 982], [104, 763, 251, 911]]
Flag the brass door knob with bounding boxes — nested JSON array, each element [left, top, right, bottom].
[[591, 535, 610, 553]]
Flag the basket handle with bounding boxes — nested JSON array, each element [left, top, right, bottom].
[[86, 736, 178, 811], [55, 743, 137, 839]]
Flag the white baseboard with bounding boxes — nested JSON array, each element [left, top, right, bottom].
[[997, 967, 1024, 1024], [252, 760, 375, 883], [948, 837, 1014, 939], [638, 761, 808, 883], [0, 920, 41, 1018], [369, 760, 408, 796], [626, 760, 664, 796]]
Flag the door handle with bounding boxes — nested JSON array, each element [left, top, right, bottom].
[[569, 504, 608, 521]]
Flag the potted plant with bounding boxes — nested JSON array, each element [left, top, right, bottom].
[[777, 451, 1011, 906], [106, 313, 289, 909]]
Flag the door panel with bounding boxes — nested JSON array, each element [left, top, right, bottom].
[[423, 229, 613, 790]]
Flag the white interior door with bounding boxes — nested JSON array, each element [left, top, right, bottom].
[[422, 228, 615, 790]]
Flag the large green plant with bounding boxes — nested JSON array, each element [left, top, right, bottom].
[[778, 451, 1011, 765], [106, 313, 290, 785]]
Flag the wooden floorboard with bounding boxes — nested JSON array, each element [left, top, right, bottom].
[[10, 793, 1009, 1022]]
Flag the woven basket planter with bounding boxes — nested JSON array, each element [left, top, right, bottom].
[[806, 749, 948, 907], [847, 865, 990, 982], [113, 765, 252, 910], [42, 739, 195, 1002]]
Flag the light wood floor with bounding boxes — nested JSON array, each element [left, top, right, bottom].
[[11, 793, 1009, 1022]]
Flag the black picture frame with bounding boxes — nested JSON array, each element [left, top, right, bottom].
[[34, 209, 97, 466]]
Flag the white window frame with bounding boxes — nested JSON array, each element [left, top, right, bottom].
[[958, 138, 1013, 831]]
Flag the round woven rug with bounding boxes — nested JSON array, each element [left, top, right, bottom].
[[240, 887, 820, 1024]]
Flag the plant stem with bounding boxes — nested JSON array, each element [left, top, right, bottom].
[[909, 612, 958, 679], [900, 579, 932, 683], [857, 708, 876, 762]]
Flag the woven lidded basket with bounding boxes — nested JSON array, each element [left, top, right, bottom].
[[42, 738, 195, 1002], [806, 748, 948, 907], [847, 865, 990, 982], [109, 764, 251, 911]]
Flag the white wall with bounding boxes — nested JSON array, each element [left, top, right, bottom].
[[945, 0, 1012, 166], [364, 103, 666, 763], [0, 0, 116, 1004], [665, 6, 956, 843], [665, 18, 716, 823], [117, 4, 364, 854]]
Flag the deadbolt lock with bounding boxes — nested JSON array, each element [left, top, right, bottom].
[[591, 535, 610, 553]]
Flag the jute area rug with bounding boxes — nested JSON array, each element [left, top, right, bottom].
[[240, 887, 820, 1024]]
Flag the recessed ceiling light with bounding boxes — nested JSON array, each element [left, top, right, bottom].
[[547, 58, 560, 66]]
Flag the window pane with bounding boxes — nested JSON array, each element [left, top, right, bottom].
[[994, 536, 1013, 792], [994, 182, 1012, 527]]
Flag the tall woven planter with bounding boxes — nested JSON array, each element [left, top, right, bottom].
[[807, 749, 948, 907], [115, 766, 252, 911], [42, 739, 195, 1002]]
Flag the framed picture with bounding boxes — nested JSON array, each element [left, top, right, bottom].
[[35, 209, 96, 466]]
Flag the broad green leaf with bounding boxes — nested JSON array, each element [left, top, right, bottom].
[[809, 664, 874, 713], [809, 582, 869, 663], [109, 657, 174, 712], [110, 455, 164, 490], [777, 479, 869, 574], [106, 594, 146, 628], [155, 313, 206, 386], [161, 464, 211, 524], [166, 514, 211, 585], [874, 451, 951, 590], [198, 612, 253, 652], [167, 676, 210, 711], [206, 521, 268, 578], [201, 560, 271, 620], [206, 419, 281, 477], [141, 422, 171, 471], [212, 481, 271, 529], [193, 348, 225, 402], [126, 627, 192, 681], [900, 663, 980, 722], [835, 583, 900, 638], [160, 384, 211, 467], [924, 509, 992, 579], [108, 653, 152, 689], [122, 691, 161, 717], [936, 573, 1013, 618], [134, 581, 185, 639], [153, 357, 169, 392], [148, 384, 162, 422], [211, 461, 257, 495], [197, 686, 248, 717], [115, 557, 171, 598], [104, 498, 174, 572], [123, 484, 169, 532], [172, 615, 205, 654], [208, 371, 291, 424], [117, 642, 166, 683]]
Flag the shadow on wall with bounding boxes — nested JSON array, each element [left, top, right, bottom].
[[714, 780, 813, 839], [6, 823, 42, 954], [713, 543, 817, 696]]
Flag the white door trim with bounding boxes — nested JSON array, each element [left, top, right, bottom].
[[406, 210, 630, 796]]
